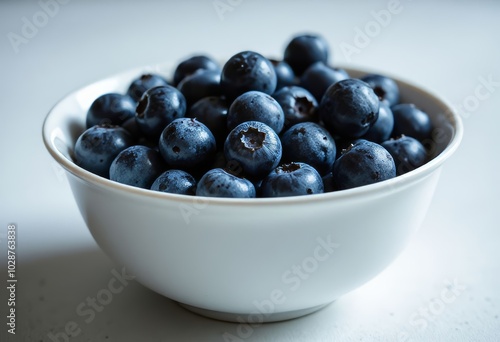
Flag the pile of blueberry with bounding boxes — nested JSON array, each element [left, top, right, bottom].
[[74, 34, 432, 198]]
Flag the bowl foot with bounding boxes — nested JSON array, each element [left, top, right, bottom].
[[177, 302, 331, 323]]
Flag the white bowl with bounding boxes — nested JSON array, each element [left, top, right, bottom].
[[42, 63, 463, 322]]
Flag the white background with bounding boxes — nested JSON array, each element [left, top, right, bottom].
[[1, 0, 499, 341]]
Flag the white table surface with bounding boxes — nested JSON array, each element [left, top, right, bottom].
[[1, 0, 499, 341]]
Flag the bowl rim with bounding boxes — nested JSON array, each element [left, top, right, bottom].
[[42, 63, 464, 206]]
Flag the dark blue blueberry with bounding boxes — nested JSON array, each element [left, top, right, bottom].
[[361, 74, 400, 106], [269, 59, 296, 91], [221, 51, 277, 101], [86, 93, 136, 128], [173, 55, 220, 86], [74, 124, 134, 178], [188, 96, 229, 146], [284, 34, 329, 76], [300, 62, 349, 102], [391, 103, 432, 142], [150, 169, 197, 195], [361, 101, 394, 143], [260, 162, 324, 197], [196, 168, 256, 198], [382, 135, 427, 175], [109, 145, 166, 189], [127, 74, 170, 102], [224, 121, 282, 179], [135, 85, 186, 141], [158, 118, 216, 170], [332, 140, 396, 190], [272, 86, 318, 130], [227, 91, 285, 134], [319, 79, 380, 138], [177, 69, 221, 108], [281, 122, 336, 176]]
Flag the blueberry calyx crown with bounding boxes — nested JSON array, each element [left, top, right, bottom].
[[294, 96, 315, 116], [277, 162, 301, 173], [239, 127, 266, 152], [372, 86, 386, 101]]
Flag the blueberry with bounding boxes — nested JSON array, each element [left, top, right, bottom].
[[188, 96, 229, 146], [151, 169, 197, 195], [391, 103, 432, 141], [177, 69, 221, 108], [86, 93, 136, 128], [361, 74, 400, 106], [135, 85, 186, 140], [74, 124, 134, 178], [281, 122, 336, 176], [332, 139, 396, 190], [173, 55, 220, 86], [260, 162, 324, 197], [224, 121, 282, 179], [127, 74, 170, 102], [382, 135, 427, 175], [319, 79, 380, 138], [272, 86, 318, 130], [221, 51, 277, 101], [196, 168, 256, 198], [300, 62, 349, 102], [284, 34, 329, 76], [362, 101, 394, 143], [269, 59, 296, 91], [158, 118, 216, 170], [227, 91, 285, 134], [109, 145, 166, 188]]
